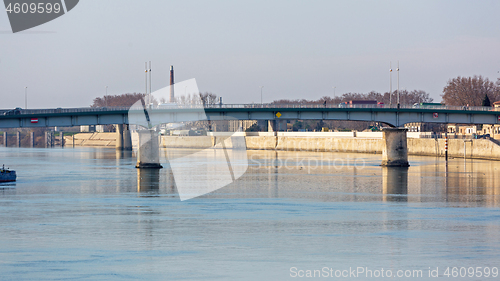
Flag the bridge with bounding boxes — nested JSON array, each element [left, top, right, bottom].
[[2, 104, 498, 168], [1, 104, 499, 128]]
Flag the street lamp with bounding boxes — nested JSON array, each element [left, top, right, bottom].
[[24, 87, 27, 109], [397, 61, 400, 108], [260, 86, 264, 105], [389, 62, 392, 105]]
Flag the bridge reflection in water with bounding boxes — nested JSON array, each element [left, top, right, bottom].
[[87, 147, 500, 205], [382, 167, 409, 202], [136, 168, 176, 193]]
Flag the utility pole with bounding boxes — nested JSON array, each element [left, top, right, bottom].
[[397, 61, 400, 108], [389, 62, 392, 105], [149, 61, 152, 98], [145, 62, 148, 105], [260, 86, 264, 105]]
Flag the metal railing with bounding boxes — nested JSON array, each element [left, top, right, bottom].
[[2, 103, 500, 116]]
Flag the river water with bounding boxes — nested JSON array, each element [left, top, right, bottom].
[[1, 147, 500, 280]]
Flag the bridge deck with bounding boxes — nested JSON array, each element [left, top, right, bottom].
[[0, 104, 499, 128]]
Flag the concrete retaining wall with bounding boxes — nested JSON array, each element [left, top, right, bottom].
[[407, 138, 500, 160], [64, 132, 116, 147], [67, 132, 500, 160], [161, 136, 214, 148]]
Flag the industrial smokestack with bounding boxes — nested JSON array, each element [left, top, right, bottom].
[[169, 65, 174, 103]]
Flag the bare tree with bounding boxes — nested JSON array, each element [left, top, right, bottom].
[[270, 90, 431, 106], [91, 93, 146, 108], [396, 90, 434, 105], [442, 75, 499, 106], [199, 92, 218, 106]]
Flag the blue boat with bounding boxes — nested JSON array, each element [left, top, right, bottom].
[[0, 165, 16, 182]]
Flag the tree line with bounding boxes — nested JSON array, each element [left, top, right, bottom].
[[91, 92, 219, 107], [442, 76, 500, 106], [91, 76, 500, 108], [272, 90, 433, 106]]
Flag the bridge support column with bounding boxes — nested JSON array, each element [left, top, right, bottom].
[[135, 130, 163, 169], [30, 131, 35, 148], [268, 120, 276, 132], [59, 131, 64, 147], [3, 132, 7, 147], [116, 125, 123, 149], [123, 125, 132, 150], [116, 124, 132, 150], [16, 131, 21, 147], [381, 128, 409, 167]]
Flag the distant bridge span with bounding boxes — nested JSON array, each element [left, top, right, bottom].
[[1, 104, 499, 128]]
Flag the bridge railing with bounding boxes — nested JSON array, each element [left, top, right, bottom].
[[4, 106, 132, 115], [204, 103, 500, 111], [3, 104, 500, 115]]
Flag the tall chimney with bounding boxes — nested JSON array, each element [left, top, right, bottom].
[[169, 65, 174, 103]]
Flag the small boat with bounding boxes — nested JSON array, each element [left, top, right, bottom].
[[0, 165, 16, 182]]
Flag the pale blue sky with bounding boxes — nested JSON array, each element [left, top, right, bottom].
[[1, 0, 500, 108]]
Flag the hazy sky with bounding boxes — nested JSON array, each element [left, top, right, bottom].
[[1, 0, 500, 108]]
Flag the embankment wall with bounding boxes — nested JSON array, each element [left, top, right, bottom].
[[66, 132, 500, 160]]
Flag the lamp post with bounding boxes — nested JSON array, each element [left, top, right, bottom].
[[260, 86, 264, 105], [389, 62, 392, 105], [397, 61, 400, 108], [24, 87, 27, 109]]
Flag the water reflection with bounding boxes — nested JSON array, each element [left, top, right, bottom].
[[137, 169, 160, 193], [0, 184, 16, 196], [115, 150, 133, 159], [136, 167, 176, 194], [382, 167, 408, 202], [225, 150, 500, 206], [4, 149, 500, 280], [3, 147, 500, 206]]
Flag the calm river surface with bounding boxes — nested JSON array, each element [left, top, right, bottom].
[[1, 147, 500, 280]]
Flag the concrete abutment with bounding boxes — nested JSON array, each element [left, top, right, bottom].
[[381, 128, 409, 167], [135, 130, 163, 169], [116, 124, 132, 151]]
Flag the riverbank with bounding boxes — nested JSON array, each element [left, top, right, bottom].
[[65, 132, 500, 161]]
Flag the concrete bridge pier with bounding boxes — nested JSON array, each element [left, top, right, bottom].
[[116, 124, 132, 150], [30, 131, 35, 148], [381, 128, 409, 167], [268, 120, 277, 133], [3, 132, 7, 147], [59, 131, 64, 147], [16, 131, 21, 147], [135, 130, 163, 169]]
